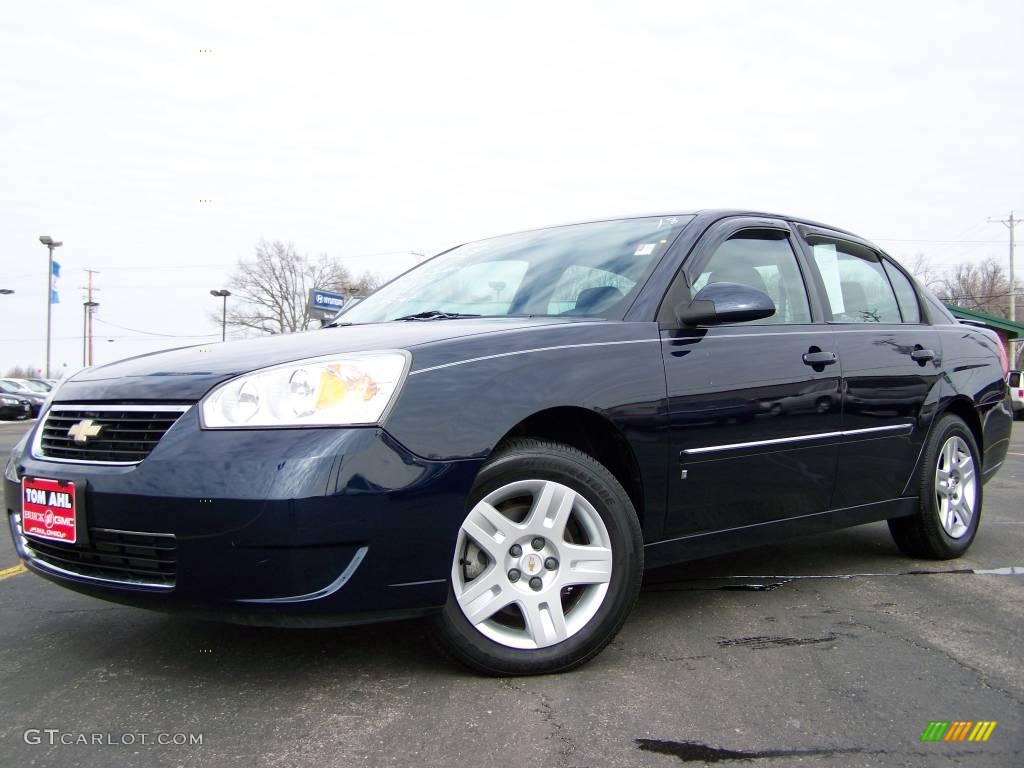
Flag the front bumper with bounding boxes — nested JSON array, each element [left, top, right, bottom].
[[5, 408, 480, 626]]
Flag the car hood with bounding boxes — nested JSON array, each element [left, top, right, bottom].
[[55, 317, 584, 402]]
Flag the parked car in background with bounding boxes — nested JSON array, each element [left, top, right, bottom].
[[0, 381, 45, 417], [0, 393, 32, 420], [5, 210, 1013, 675], [1009, 370, 1023, 419], [18, 379, 55, 393]]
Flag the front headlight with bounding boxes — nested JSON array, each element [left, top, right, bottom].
[[0, 397, 17, 406], [200, 351, 410, 428]]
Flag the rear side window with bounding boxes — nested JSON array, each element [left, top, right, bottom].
[[809, 237, 901, 323], [882, 260, 921, 323], [1010, 371, 1021, 388]]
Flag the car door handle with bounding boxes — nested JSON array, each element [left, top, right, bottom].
[[911, 348, 935, 363], [802, 351, 837, 366]]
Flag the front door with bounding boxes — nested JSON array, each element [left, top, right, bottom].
[[661, 219, 841, 538]]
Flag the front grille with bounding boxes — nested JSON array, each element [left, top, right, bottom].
[[38, 405, 189, 463], [24, 527, 177, 587]]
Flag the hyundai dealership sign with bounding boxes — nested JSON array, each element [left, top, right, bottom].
[[308, 288, 346, 319]]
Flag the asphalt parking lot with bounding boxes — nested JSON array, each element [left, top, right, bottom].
[[0, 420, 1021, 767]]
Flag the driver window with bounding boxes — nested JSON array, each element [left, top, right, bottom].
[[692, 231, 812, 324]]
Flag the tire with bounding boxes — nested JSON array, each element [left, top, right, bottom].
[[429, 438, 643, 676], [888, 414, 982, 559]]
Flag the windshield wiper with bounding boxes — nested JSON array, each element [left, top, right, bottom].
[[393, 310, 482, 322]]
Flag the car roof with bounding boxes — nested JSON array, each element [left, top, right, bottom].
[[500, 209, 876, 250]]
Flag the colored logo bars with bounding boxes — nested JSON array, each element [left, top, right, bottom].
[[921, 721, 997, 742]]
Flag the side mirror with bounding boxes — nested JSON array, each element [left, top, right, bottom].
[[676, 281, 776, 326]]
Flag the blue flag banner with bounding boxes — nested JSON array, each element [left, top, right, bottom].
[[51, 289, 59, 304], [52, 260, 61, 278]]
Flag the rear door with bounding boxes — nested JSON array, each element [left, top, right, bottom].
[[660, 217, 841, 538], [797, 228, 942, 507]]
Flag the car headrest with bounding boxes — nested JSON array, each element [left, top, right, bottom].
[[568, 286, 625, 315], [709, 265, 768, 295]]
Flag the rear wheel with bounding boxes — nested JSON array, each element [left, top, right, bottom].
[[888, 414, 982, 559], [430, 439, 642, 675]]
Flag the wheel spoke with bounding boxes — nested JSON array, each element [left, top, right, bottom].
[[525, 481, 576, 536], [959, 464, 975, 486], [943, 440, 956, 470], [958, 499, 974, 527], [560, 542, 613, 586], [462, 501, 515, 559], [521, 595, 568, 647], [458, 569, 514, 625]]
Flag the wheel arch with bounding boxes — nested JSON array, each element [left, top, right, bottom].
[[492, 406, 646, 526], [937, 396, 985, 465]]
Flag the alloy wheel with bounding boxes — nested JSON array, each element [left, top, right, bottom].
[[452, 479, 613, 650], [934, 435, 977, 539]]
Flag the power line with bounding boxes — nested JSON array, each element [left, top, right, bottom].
[[92, 317, 219, 338]]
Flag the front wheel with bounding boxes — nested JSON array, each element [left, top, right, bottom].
[[888, 414, 982, 559], [430, 439, 642, 675]]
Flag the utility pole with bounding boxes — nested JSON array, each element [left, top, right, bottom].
[[83, 269, 101, 366], [989, 211, 1023, 366]]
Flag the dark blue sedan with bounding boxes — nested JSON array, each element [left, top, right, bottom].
[[5, 211, 1012, 675]]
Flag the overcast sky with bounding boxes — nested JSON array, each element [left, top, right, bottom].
[[2, 0, 1022, 374]]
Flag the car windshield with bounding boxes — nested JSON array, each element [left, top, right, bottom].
[[20, 380, 50, 393], [336, 216, 692, 324]]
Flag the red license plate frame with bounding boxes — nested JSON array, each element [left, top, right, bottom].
[[21, 477, 80, 545]]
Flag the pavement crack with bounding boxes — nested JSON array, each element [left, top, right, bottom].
[[498, 679, 575, 765], [644, 565, 1023, 593], [535, 692, 576, 765], [843, 617, 1024, 708], [717, 633, 838, 650]]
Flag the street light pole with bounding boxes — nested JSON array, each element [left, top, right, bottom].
[[82, 301, 99, 366], [210, 289, 231, 341], [39, 236, 63, 378]]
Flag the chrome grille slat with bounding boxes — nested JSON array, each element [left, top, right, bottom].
[[34, 404, 191, 465], [24, 527, 177, 586]]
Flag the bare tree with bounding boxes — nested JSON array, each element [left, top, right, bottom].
[[352, 270, 381, 295], [906, 252, 943, 292], [222, 241, 378, 335], [935, 257, 1014, 317], [5, 365, 36, 377]]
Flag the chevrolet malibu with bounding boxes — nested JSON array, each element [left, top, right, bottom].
[[5, 211, 1012, 675]]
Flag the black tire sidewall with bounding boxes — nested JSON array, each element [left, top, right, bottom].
[[434, 442, 642, 675]]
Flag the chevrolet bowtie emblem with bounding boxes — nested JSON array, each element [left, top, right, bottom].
[[68, 418, 104, 444]]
